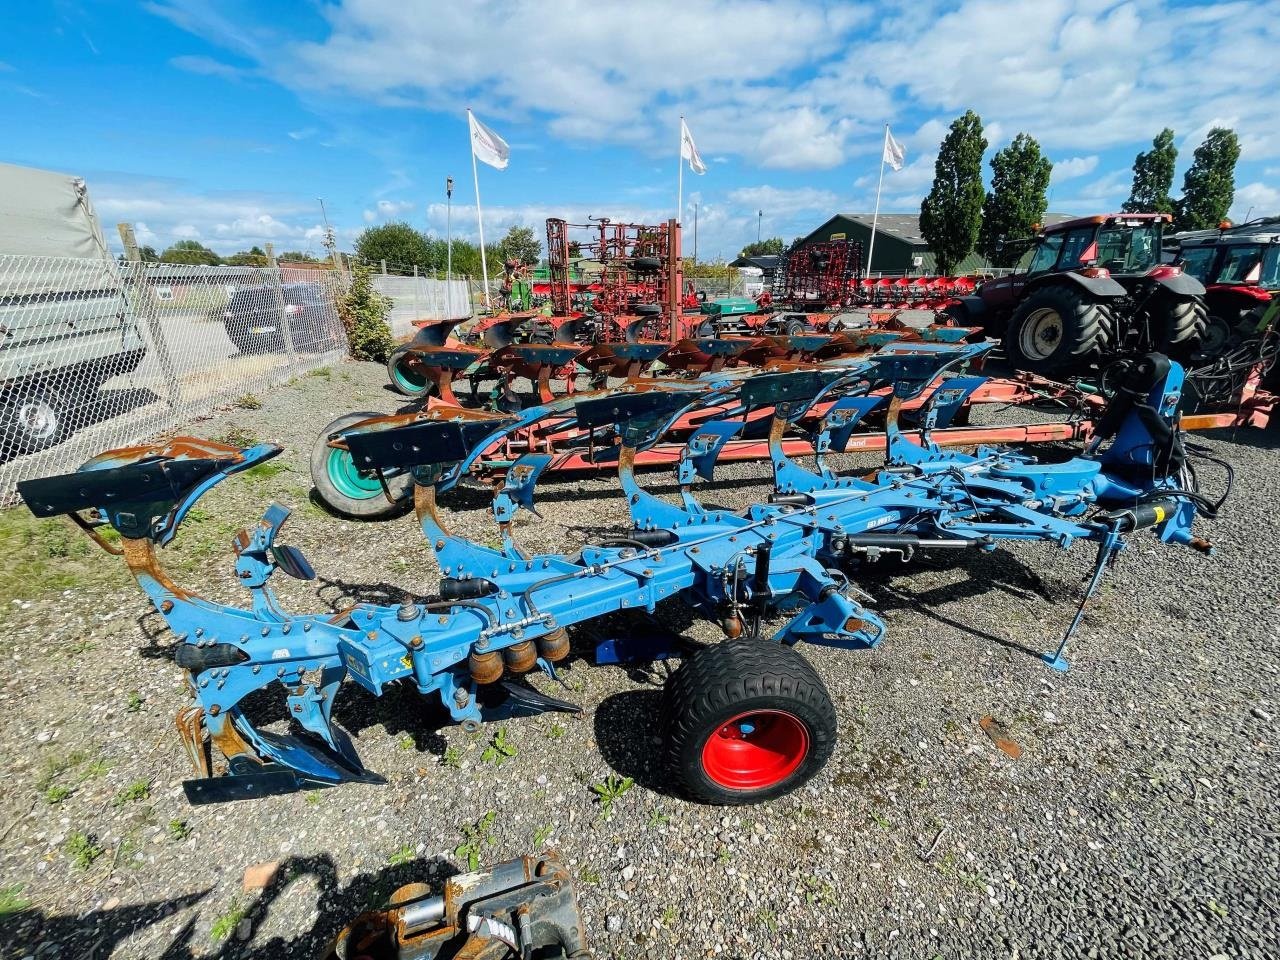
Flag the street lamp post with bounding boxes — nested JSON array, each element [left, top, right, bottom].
[[446, 176, 454, 282], [693, 202, 699, 267], [757, 209, 762, 244]]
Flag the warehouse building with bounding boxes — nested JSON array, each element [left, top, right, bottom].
[[797, 212, 1075, 275]]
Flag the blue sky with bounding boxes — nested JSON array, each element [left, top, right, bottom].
[[3, 0, 1277, 261]]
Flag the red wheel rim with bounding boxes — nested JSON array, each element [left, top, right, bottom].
[[700, 709, 810, 791]]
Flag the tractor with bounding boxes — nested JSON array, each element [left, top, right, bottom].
[[1170, 218, 1280, 355], [943, 214, 1208, 375]]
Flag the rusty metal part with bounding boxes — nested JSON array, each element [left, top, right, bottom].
[[536, 627, 570, 662], [468, 649, 504, 684], [175, 705, 210, 778], [502, 640, 537, 674], [122, 537, 194, 600]]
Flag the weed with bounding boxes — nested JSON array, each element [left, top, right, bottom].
[[441, 746, 462, 769], [916, 776, 928, 789], [579, 868, 601, 885], [481, 727, 517, 766], [83, 759, 109, 780], [210, 901, 247, 942], [590, 774, 634, 821], [0, 884, 29, 917], [309, 366, 332, 378], [398, 734, 416, 751], [304, 791, 322, 806], [660, 905, 677, 927], [803, 877, 836, 907], [755, 908, 778, 933], [547, 722, 566, 741], [168, 819, 191, 841], [43, 785, 72, 805], [65, 832, 103, 869], [214, 427, 257, 448], [113, 780, 150, 806], [715, 845, 732, 864], [870, 811, 891, 830], [126, 691, 143, 713], [454, 811, 497, 871], [533, 823, 553, 847], [1208, 898, 1228, 919], [36, 751, 87, 791], [235, 394, 262, 410], [388, 844, 414, 867], [646, 808, 670, 829]]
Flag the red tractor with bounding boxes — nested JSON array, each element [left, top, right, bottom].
[[1171, 219, 1279, 354], [943, 214, 1207, 375]]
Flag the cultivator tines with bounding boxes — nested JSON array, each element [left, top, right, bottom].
[[19, 340, 1222, 806], [776, 240, 862, 309]]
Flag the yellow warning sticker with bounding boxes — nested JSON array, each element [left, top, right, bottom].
[[401, 654, 413, 671], [1153, 505, 1165, 523]]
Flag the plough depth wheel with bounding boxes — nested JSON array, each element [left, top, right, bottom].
[[387, 344, 433, 398], [310, 412, 413, 519], [663, 640, 836, 805]]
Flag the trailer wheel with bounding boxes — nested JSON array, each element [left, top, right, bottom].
[[783, 316, 810, 337], [386, 345, 433, 398], [634, 303, 662, 316], [310, 412, 414, 519], [662, 640, 836, 805], [1004, 284, 1109, 374], [1, 382, 70, 454]]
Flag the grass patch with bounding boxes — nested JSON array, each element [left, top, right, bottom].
[[168, 819, 191, 841], [213, 427, 258, 448], [308, 366, 332, 379], [387, 844, 414, 867], [234, 394, 262, 410], [43, 785, 72, 805], [210, 901, 247, 943], [0, 512, 127, 602], [65, 832, 103, 870], [243, 461, 289, 482], [113, 779, 150, 806], [454, 811, 497, 871], [0, 884, 30, 917]]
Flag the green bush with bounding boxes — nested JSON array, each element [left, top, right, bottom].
[[339, 263, 395, 363]]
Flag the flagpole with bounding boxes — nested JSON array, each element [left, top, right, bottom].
[[468, 108, 492, 311], [677, 115, 684, 224], [866, 124, 888, 278]]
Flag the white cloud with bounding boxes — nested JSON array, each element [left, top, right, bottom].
[[1053, 155, 1099, 181], [725, 185, 840, 213], [169, 54, 246, 80], [1230, 182, 1280, 221], [288, 127, 318, 141]]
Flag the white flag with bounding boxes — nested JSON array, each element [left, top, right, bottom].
[[883, 126, 906, 172], [469, 111, 510, 170], [681, 118, 707, 175]]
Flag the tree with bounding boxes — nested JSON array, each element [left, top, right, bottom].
[[567, 240, 582, 258], [978, 133, 1052, 266], [1175, 127, 1241, 231], [498, 225, 541, 266], [278, 250, 320, 263], [159, 240, 221, 265], [138, 245, 159, 262], [1122, 128, 1177, 215], [448, 239, 504, 279], [338, 262, 395, 363], [919, 110, 987, 275], [738, 237, 785, 259], [354, 221, 435, 271], [225, 245, 269, 266]]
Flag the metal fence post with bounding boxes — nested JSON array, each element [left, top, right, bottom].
[[117, 222, 180, 411], [266, 243, 299, 366]]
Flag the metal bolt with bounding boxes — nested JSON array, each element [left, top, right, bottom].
[[397, 602, 419, 622], [454, 688, 469, 707], [410, 635, 423, 649], [282, 623, 291, 634], [195, 628, 204, 638], [252, 665, 261, 674], [261, 627, 270, 636], [277, 667, 285, 677], [303, 623, 311, 632], [476, 638, 490, 651], [209, 705, 220, 716]]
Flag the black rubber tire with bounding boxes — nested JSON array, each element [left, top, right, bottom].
[[1, 381, 71, 455], [938, 303, 969, 325], [386, 344, 433, 398], [527, 322, 556, 345], [634, 303, 662, 316], [1154, 296, 1208, 359], [662, 640, 836, 805], [309, 411, 414, 520], [1004, 283, 1110, 375], [783, 316, 810, 337], [632, 256, 662, 272]]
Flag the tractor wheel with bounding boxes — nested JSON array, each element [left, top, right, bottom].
[[1154, 297, 1208, 360], [938, 303, 969, 326], [309, 412, 414, 519], [632, 256, 662, 272], [1004, 284, 1110, 375], [386, 345, 433, 398], [662, 639, 836, 805], [1200, 314, 1240, 357], [528, 322, 556, 345]]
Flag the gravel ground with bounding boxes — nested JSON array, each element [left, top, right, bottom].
[[0, 359, 1276, 960]]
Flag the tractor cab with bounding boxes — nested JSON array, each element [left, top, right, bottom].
[[1169, 220, 1280, 352], [1020, 214, 1165, 279]]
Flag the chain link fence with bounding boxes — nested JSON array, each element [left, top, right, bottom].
[[0, 255, 348, 498], [370, 273, 473, 338]]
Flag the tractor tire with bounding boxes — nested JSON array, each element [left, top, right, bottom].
[[662, 639, 836, 805], [310, 412, 414, 520], [386, 345, 433, 398], [938, 303, 969, 326], [634, 303, 662, 316], [1200, 313, 1240, 358], [1154, 297, 1208, 360], [1004, 284, 1110, 375]]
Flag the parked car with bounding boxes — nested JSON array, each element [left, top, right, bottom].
[[222, 281, 340, 355], [0, 162, 147, 454]]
